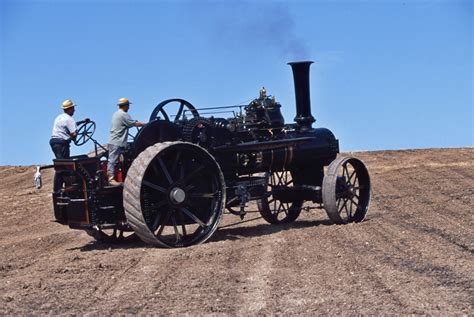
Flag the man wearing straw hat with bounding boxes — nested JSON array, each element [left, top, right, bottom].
[[107, 97, 146, 185], [50, 99, 79, 159]]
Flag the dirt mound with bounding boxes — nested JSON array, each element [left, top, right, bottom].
[[0, 148, 472, 314]]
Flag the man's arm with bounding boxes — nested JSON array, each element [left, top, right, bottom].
[[123, 113, 146, 128], [66, 118, 78, 139]]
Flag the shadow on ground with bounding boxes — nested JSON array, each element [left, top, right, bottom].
[[69, 217, 334, 251]]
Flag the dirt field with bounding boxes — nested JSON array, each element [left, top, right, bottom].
[[0, 148, 473, 315]]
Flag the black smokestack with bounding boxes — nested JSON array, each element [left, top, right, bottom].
[[288, 61, 316, 131]]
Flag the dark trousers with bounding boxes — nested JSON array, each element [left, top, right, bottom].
[[50, 138, 70, 159]]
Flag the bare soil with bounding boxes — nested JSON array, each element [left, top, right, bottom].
[[0, 148, 473, 315]]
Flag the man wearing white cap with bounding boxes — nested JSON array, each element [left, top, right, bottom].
[[107, 98, 146, 185], [50, 99, 79, 159]]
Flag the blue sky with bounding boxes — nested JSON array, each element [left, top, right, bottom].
[[1, 0, 472, 165]]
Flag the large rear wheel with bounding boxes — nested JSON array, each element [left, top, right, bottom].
[[123, 142, 225, 247]]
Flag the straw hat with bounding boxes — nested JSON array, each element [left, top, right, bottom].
[[61, 99, 76, 109], [118, 97, 132, 106]]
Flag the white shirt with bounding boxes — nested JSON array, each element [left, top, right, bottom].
[[51, 113, 77, 141]]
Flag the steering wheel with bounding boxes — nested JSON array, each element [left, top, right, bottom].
[[149, 99, 199, 123], [74, 120, 95, 146]]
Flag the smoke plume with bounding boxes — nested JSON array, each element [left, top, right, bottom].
[[187, 1, 310, 60]]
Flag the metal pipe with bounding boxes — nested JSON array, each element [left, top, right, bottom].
[[288, 61, 316, 131]]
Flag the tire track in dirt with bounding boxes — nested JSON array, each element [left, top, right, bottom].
[[384, 167, 473, 237], [348, 223, 473, 313], [374, 168, 472, 232], [327, 231, 411, 313], [373, 166, 473, 262], [236, 236, 278, 314], [388, 210, 473, 254], [94, 253, 145, 298]]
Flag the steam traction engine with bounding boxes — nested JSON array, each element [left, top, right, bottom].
[[48, 61, 371, 247]]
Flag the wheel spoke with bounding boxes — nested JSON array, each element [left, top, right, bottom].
[[143, 180, 167, 193], [157, 158, 173, 184], [184, 184, 196, 192], [344, 202, 350, 219], [338, 198, 349, 214], [174, 103, 185, 123], [171, 150, 182, 175], [278, 172, 284, 185], [344, 200, 352, 217], [180, 207, 206, 228], [274, 173, 279, 185], [188, 192, 217, 199], [177, 208, 187, 237], [348, 199, 353, 218], [276, 202, 283, 215], [180, 165, 205, 185], [351, 175, 359, 187], [151, 161, 161, 178], [171, 214, 181, 242], [150, 200, 167, 210], [348, 170, 357, 183], [159, 109, 170, 121], [349, 197, 359, 211], [155, 210, 172, 237], [151, 212, 162, 231], [345, 165, 352, 182]]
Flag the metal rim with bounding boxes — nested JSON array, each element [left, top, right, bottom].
[[74, 120, 96, 146], [257, 171, 303, 224], [322, 157, 371, 224], [149, 99, 199, 123], [124, 142, 225, 248]]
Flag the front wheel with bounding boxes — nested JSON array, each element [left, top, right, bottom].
[[322, 157, 371, 224]]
